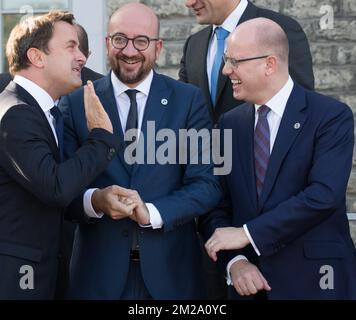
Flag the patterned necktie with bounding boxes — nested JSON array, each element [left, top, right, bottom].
[[254, 105, 271, 198], [50, 106, 64, 162], [210, 27, 229, 106]]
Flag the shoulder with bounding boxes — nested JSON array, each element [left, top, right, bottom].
[[155, 72, 203, 96]]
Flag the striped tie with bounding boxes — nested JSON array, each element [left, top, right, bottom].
[[254, 105, 271, 198]]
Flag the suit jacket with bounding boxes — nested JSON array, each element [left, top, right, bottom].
[[0, 82, 119, 299], [200, 83, 356, 299], [59, 71, 222, 299], [81, 66, 103, 84], [55, 65, 104, 299], [179, 1, 315, 123], [0, 73, 12, 93]]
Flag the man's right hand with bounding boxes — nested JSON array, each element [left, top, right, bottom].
[[84, 80, 113, 133], [92, 186, 136, 220], [230, 259, 271, 296]]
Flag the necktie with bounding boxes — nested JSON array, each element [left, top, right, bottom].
[[50, 106, 64, 162], [125, 89, 140, 251], [125, 89, 138, 135], [254, 105, 271, 199], [210, 27, 229, 106]]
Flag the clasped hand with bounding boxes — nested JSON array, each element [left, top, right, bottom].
[[92, 185, 150, 225]]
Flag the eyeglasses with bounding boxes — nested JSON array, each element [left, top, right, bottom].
[[223, 54, 269, 68], [108, 33, 159, 51]]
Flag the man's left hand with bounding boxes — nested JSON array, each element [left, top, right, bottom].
[[205, 227, 250, 261]]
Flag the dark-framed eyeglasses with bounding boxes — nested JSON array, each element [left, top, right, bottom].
[[223, 54, 270, 68], [108, 33, 159, 51]]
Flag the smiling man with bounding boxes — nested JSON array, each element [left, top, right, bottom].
[[0, 11, 119, 299], [59, 3, 221, 299]]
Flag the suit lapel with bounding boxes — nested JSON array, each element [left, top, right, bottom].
[[259, 85, 307, 208], [237, 103, 258, 212], [195, 27, 214, 112], [95, 73, 131, 174], [131, 73, 172, 175]]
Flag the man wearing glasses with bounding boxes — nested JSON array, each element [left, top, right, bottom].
[[59, 3, 221, 299], [201, 18, 356, 300]]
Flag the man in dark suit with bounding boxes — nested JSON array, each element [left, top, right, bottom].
[[59, 3, 221, 299], [180, 0, 314, 123], [0, 11, 122, 299], [203, 18, 356, 299]]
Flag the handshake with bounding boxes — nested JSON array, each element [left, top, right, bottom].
[[92, 186, 150, 225]]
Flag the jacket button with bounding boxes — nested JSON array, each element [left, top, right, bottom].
[[107, 147, 116, 160]]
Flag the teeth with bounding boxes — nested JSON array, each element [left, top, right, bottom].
[[232, 80, 242, 84]]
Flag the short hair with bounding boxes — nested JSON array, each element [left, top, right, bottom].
[[6, 10, 75, 76], [75, 23, 89, 58]]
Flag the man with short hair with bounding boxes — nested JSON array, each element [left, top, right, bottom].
[[180, 0, 314, 123], [202, 17, 356, 300], [0, 11, 121, 299], [60, 3, 221, 299]]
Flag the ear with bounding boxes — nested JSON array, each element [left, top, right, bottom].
[[105, 36, 111, 54], [27, 48, 45, 69], [265, 55, 277, 76], [154, 39, 163, 60]]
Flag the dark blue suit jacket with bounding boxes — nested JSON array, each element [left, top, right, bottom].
[[201, 84, 356, 299], [59, 72, 222, 299]]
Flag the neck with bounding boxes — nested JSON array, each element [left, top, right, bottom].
[[17, 70, 60, 101], [256, 73, 289, 105]]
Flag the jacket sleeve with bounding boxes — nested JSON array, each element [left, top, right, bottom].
[[0, 104, 119, 208]]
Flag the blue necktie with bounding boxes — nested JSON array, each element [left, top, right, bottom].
[[50, 106, 64, 162], [254, 105, 271, 198], [210, 27, 229, 106]]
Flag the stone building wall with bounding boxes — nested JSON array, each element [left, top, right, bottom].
[[107, 0, 356, 242]]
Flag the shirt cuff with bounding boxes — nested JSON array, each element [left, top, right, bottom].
[[141, 203, 163, 229], [83, 188, 104, 218], [226, 255, 248, 286], [243, 224, 261, 256]]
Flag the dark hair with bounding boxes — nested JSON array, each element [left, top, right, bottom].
[[75, 23, 89, 58], [6, 10, 75, 75]]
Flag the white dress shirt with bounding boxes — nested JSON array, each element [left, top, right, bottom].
[[13, 75, 58, 145], [206, 0, 248, 89], [226, 77, 294, 285], [83, 70, 163, 229]]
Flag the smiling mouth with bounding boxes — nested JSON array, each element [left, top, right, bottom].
[[232, 79, 242, 85]]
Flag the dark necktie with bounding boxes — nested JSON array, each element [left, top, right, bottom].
[[125, 89, 138, 137], [210, 27, 229, 105], [50, 106, 64, 162], [254, 105, 271, 198], [125, 89, 140, 250]]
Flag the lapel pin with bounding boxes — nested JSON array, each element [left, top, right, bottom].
[[161, 99, 168, 106], [294, 122, 301, 129]]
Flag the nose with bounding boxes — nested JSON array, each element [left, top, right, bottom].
[[185, 0, 196, 8], [121, 39, 139, 56], [222, 62, 232, 77], [76, 48, 86, 66]]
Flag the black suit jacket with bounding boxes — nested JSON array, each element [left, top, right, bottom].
[[0, 82, 118, 299], [179, 1, 315, 123]]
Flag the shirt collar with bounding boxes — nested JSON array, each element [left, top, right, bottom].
[[255, 76, 294, 118], [111, 69, 153, 97], [13, 75, 55, 113], [212, 0, 248, 34]]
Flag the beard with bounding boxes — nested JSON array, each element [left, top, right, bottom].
[[110, 52, 155, 85]]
